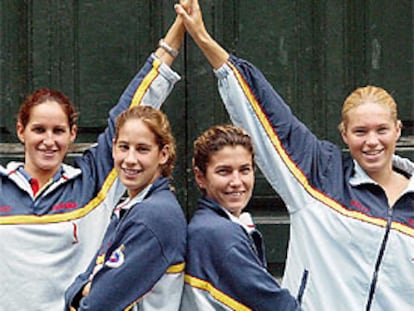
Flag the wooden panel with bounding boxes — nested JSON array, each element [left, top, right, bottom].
[[0, 0, 28, 141], [28, 0, 150, 141], [30, 1, 76, 93], [366, 0, 413, 111]]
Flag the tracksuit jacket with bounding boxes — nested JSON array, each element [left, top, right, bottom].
[[65, 177, 187, 311], [0, 54, 180, 311], [180, 196, 302, 311], [212, 55, 414, 310]]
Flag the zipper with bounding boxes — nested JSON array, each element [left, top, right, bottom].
[[297, 269, 309, 305], [365, 206, 393, 311]]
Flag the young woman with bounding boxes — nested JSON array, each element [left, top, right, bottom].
[[180, 124, 301, 310], [0, 14, 186, 310], [65, 106, 186, 311], [176, 1, 414, 310]]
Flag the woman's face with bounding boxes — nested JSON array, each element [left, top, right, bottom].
[[112, 118, 168, 198], [341, 102, 401, 178], [195, 145, 254, 217], [17, 100, 77, 179]]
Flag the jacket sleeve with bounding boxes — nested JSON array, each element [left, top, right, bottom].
[[76, 220, 170, 310], [218, 239, 301, 311], [214, 55, 340, 213], [64, 268, 92, 311], [64, 215, 121, 311], [76, 54, 181, 191]]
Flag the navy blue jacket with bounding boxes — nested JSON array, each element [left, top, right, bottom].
[[181, 196, 301, 311], [66, 177, 187, 311]]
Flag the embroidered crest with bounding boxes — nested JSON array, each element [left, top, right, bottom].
[[105, 245, 125, 268]]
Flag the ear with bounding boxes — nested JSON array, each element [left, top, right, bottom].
[[193, 166, 206, 189], [341, 129, 349, 145], [159, 144, 170, 166], [395, 120, 402, 141], [16, 122, 25, 144], [70, 124, 78, 143]]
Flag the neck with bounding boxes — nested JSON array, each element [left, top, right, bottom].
[[24, 166, 58, 188]]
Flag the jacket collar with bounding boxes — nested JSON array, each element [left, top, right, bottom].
[[115, 176, 171, 218], [3, 161, 81, 179], [349, 155, 414, 193], [198, 196, 257, 233]]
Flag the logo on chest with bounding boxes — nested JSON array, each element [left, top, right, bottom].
[[350, 199, 370, 213]]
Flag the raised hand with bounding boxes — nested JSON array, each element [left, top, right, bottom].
[[176, 0, 229, 69], [175, 0, 207, 41]]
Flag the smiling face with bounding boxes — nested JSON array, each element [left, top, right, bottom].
[[195, 145, 254, 217], [17, 100, 77, 180], [112, 118, 169, 198], [341, 101, 401, 179]]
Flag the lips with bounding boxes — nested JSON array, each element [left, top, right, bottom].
[[38, 149, 58, 158], [225, 191, 245, 198], [121, 167, 142, 178], [363, 149, 382, 155], [362, 149, 384, 161]]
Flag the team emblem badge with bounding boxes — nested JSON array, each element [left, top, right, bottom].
[[105, 245, 125, 268]]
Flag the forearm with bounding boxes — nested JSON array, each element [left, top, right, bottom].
[[154, 16, 185, 66], [190, 28, 229, 69]]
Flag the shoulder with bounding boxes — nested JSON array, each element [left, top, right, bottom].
[[60, 163, 82, 179], [143, 188, 183, 219], [125, 189, 186, 244], [132, 190, 184, 223], [188, 208, 247, 251], [393, 154, 414, 175]]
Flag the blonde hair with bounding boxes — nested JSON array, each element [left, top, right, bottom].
[[338, 85, 399, 133], [114, 106, 176, 179]]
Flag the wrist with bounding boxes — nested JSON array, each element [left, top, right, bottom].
[[158, 39, 179, 57]]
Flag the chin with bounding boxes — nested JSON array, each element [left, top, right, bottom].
[[39, 164, 60, 172], [121, 179, 136, 189], [227, 205, 244, 215], [363, 164, 384, 175]]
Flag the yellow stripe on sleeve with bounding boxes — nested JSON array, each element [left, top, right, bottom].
[[185, 274, 252, 311]]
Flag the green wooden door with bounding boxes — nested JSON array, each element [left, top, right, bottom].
[[1, 0, 413, 277]]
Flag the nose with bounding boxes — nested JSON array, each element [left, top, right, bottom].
[[229, 172, 242, 187], [42, 131, 54, 146], [365, 131, 379, 146], [125, 149, 137, 164]]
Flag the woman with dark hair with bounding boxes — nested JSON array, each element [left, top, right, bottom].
[[180, 124, 301, 310]]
